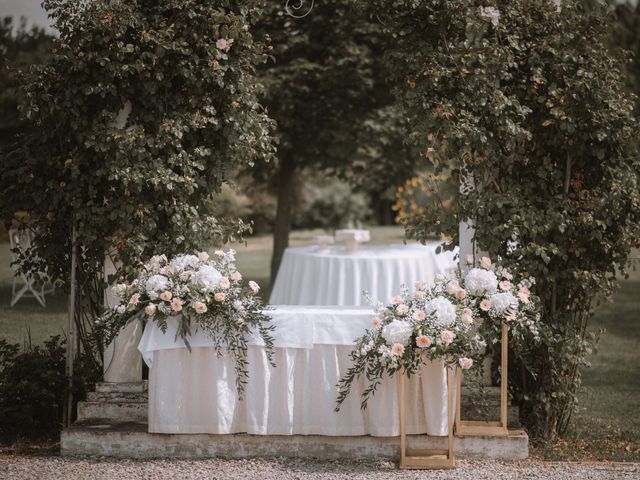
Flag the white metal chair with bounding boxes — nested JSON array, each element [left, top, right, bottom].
[[9, 228, 54, 307]]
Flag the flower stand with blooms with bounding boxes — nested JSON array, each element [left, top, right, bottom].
[[96, 250, 276, 396], [336, 256, 539, 468], [335, 278, 486, 469], [455, 256, 540, 437]]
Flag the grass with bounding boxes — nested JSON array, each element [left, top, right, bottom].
[[0, 226, 638, 461], [531, 257, 640, 462]]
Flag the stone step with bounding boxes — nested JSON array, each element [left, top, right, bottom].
[[95, 381, 148, 394], [76, 401, 147, 423], [86, 391, 148, 403], [459, 405, 520, 427], [61, 423, 528, 460]]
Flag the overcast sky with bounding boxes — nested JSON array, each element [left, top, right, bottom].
[[0, 0, 52, 30]]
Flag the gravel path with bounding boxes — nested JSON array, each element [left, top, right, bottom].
[[0, 456, 638, 480]]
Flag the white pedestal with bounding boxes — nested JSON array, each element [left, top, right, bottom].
[[103, 255, 142, 383]]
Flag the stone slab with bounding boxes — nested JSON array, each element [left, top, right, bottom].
[[61, 424, 528, 460], [76, 401, 147, 423], [95, 381, 147, 394]]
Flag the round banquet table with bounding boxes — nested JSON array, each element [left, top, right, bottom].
[[269, 243, 457, 306]]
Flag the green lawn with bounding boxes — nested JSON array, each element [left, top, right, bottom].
[[0, 227, 638, 461]]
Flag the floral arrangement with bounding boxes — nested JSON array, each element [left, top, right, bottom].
[[335, 256, 539, 410], [97, 250, 275, 396]]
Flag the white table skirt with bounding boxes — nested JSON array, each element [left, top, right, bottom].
[[139, 308, 456, 437], [269, 243, 457, 306]]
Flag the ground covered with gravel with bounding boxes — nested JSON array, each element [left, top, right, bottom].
[[0, 456, 638, 480]]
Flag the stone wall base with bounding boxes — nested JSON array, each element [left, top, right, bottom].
[[61, 423, 528, 460]]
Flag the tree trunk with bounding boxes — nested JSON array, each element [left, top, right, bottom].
[[270, 158, 297, 283]]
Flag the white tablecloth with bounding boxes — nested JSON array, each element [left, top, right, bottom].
[[139, 307, 455, 436], [269, 243, 457, 306]]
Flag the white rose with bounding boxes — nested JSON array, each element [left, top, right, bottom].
[[381, 320, 413, 347], [424, 296, 456, 327], [464, 268, 498, 296], [113, 283, 127, 298], [198, 251, 210, 262]]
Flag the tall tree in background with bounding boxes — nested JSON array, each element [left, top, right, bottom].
[[254, 1, 417, 281]]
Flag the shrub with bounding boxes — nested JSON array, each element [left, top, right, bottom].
[[367, 0, 639, 439], [0, 336, 99, 443]]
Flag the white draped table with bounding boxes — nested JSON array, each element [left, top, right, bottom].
[[269, 243, 457, 306], [139, 306, 456, 436]]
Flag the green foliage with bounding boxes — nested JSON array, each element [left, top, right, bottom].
[[293, 176, 371, 230], [366, 0, 639, 439], [3, 0, 274, 276], [0, 335, 99, 442], [0, 1, 275, 370], [0, 17, 53, 144]]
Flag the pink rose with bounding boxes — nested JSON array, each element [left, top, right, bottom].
[[230, 271, 242, 282], [391, 343, 405, 356], [248, 281, 260, 292], [214, 292, 226, 302], [170, 297, 183, 312], [218, 277, 231, 289], [446, 281, 459, 296], [198, 251, 209, 262], [499, 280, 512, 291], [145, 304, 156, 316], [390, 295, 403, 305], [461, 308, 474, 325], [216, 38, 233, 52], [455, 288, 467, 300], [128, 293, 141, 306], [459, 357, 474, 370], [194, 301, 207, 314], [179, 271, 192, 281], [415, 281, 427, 291], [465, 254, 474, 265], [159, 266, 172, 276], [480, 257, 492, 269], [371, 318, 382, 329], [434, 273, 445, 283], [416, 335, 432, 348], [440, 330, 456, 345], [214, 250, 225, 257], [414, 290, 426, 300], [160, 290, 172, 302], [480, 299, 491, 311], [412, 310, 426, 321], [518, 287, 530, 303], [396, 304, 409, 315]]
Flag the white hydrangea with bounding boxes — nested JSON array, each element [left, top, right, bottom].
[[145, 274, 172, 300], [424, 296, 456, 327], [489, 292, 518, 314], [381, 320, 413, 346], [169, 254, 200, 273], [464, 268, 498, 296], [191, 265, 222, 292]]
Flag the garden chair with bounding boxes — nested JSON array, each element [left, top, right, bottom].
[[9, 228, 54, 307]]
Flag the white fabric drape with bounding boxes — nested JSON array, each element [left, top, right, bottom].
[[269, 243, 457, 306], [140, 308, 456, 436]]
